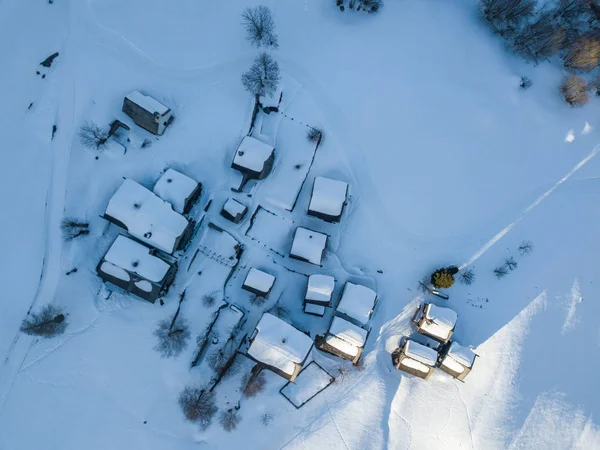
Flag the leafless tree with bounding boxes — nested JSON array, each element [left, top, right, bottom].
[[505, 256, 518, 271], [561, 74, 590, 106], [241, 367, 267, 398], [269, 302, 290, 318], [79, 121, 109, 150], [459, 268, 476, 285], [307, 127, 323, 144], [203, 293, 217, 307], [61, 218, 89, 241], [494, 265, 509, 279], [153, 316, 190, 358], [359, 0, 383, 13], [518, 240, 534, 255], [261, 412, 273, 426], [520, 76, 533, 88], [241, 52, 281, 100], [481, 0, 536, 36], [249, 294, 267, 307], [20, 305, 67, 338], [564, 36, 600, 71], [512, 12, 566, 62], [178, 387, 218, 430], [220, 408, 241, 432], [242, 6, 279, 49]]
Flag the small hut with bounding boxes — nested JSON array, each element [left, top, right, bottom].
[[103, 179, 193, 254], [246, 313, 313, 381], [242, 268, 276, 297], [305, 274, 335, 306], [289, 227, 328, 266], [304, 303, 326, 317], [220, 198, 248, 224], [412, 303, 457, 344], [438, 342, 477, 381], [122, 91, 173, 136], [392, 339, 438, 380], [336, 282, 378, 327], [231, 136, 275, 188], [308, 177, 349, 223], [96, 235, 177, 303], [316, 316, 369, 364], [153, 168, 201, 215]]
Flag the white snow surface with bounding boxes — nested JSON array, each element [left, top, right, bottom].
[[403, 340, 438, 367], [247, 313, 313, 377], [233, 135, 274, 172], [243, 268, 275, 294], [336, 282, 377, 326], [105, 179, 188, 253], [134, 279, 153, 293], [103, 235, 170, 283], [305, 274, 335, 304], [309, 176, 348, 217], [290, 227, 327, 265], [280, 362, 334, 408], [152, 168, 198, 214], [425, 303, 458, 329], [125, 90, 169, 115]]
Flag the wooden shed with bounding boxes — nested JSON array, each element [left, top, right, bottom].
[[392, 339, 438, 380], [220, 198, 248, 224], [438, 342, 477, 381], [242, 268, 276, 297], [307, 176, 349, 223], [336, 281, 378, 327], [412, 302, 457, 344], [122, 91, 173, 136], [231, 136, 275, 188], [316, 316, 369, 364], [289, 227, 328, 266]]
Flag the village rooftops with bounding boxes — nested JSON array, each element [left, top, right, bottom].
[[233, 136, 275, 174], [414, 303, 457, 343], [404, 340, 438, 366], [242, 268, 276, 297], [125, 91, 169, 115], [104, 179, 189, 254], [103, 235, 171, 282], [247, 313, 313, 380], [153, 169, 200, 215], [336, 282, 377, 326], [438, 342, 477, 381], [326, 317, 368, 357], [308, 177, 349, 222], [290, 227, 327, 266], [305, 274, 335, 305]]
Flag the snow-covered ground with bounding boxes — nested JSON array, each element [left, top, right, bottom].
[[1, 0, 599, 449]]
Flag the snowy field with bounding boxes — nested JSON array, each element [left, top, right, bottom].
[[1, 0, 600, 449]]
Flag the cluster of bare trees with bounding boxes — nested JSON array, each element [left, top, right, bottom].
[[335, 0, 383, 13], [480, 0, 600, 105]]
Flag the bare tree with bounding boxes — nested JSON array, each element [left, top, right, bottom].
[[79, 122, 109, 150], [61, 218, 89, 241], [241, 52, 281, 100], [178, 387, 218, 430], [518, 240, 534, 255], [520, 76, 533, 89], [553, 0, 593, 27], [269, 302, 290, 318], [153, 316, 191, 358], [242, 6, 279, 49], [561, 74, 590, 106], [481, 0, 536, 36], [564, 37, 600, 71], [261, 412, 273, 426], [459, 268, 476, 285], [359, 0, 383, 13], [249, 294, 267, 307], [512, 12, 566, 62], [20, 305, 67, 338], [203, 293, 217, 307], [220, 408, 241, 432], [505, 256, 518, 271], [241, 367, 267, 398], [307, 127, 323, 144], [494, 265, 509, 279]]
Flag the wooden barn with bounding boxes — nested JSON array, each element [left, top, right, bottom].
[[231, 136, 275, 188], [122, 91, 173, 136], [246, 313, 313, 381], [220, 198, 248, 224], [392, 339, 438, 380], [438, 342, 477, 381], [412, 303, 457, 344], [153, 168, 201, 215], [96, 235, 177, 303], [103, 179, 194, 254], [316, 316, 369, 364]]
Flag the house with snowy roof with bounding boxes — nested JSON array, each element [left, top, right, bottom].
[[308, 177, 349, 223], [392, 338, 438, 380], [303, 274, 335, 317], [103, 179, 194, 254], [96, 235, 177, 302], [153, 168, 201, 215], [122, 91, 173, 136], [335, 281, 378, 327], [412, 303, 457, 344], [316, 316, 369, 364], [246, 313, 314, 381], [220, 198, 248, 224], [438, 342, 477, 381], [231, 136, 275, 189], [242, 268, 276, 297], [289, 227, 328, 266]]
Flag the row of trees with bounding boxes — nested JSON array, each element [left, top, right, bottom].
[[335, 0, 383, 13], [481, 0, 600, 105]]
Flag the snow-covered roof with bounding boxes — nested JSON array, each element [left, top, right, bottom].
[[259, 85, 283, 108], [104, 235, 171, 283], [247, 313, 313, 377], [305, 274, 335, 303], [336, 282, 377, 326], [243, 268, 275, 294], [401, 356, 431, 374], [420, 303, 458, 341], [304, 303, 326, 316], [134, 280, 153, 293], [309, 177, 348, 217], [153, 169, 198, 214], [233, 136, 274, 173], [105, 179, 189, 254], [404, 340, 438, 367], [125, 91, 169, 115], [290, 227, 327, 265], [223, 198, 247, 217], [329, 317, 368, 348], [100, 262, 130, 282], [447, 342, 476, 368]]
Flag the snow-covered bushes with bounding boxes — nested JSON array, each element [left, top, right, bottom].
[[459, 268, 476, 285], [242, 5, 279, 49], [241, 52, 281, 99], [518, 240, 534, 255], [178, 387, 218, 429], [561, 75, 590, 106], [153, 316, 191, 358], [307, 127, 323, 144], [20, 305, 67, 338]]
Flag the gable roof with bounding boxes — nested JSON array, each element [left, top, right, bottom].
[[336, 282, 377, 326], [309, 177, 348, 217], [125, 91, 170, 115], [153, 168, 198, 214], [104, 235, 171, 283], [233, 136, 274, 173]]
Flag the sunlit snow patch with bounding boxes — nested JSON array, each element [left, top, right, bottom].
[[565, 129, 575, 143], [582, 122, 593, 135]]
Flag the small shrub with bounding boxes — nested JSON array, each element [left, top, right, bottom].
[[61, 218, 89, 241], [561, 75, 590, 106], [20, 305, 67, 338], [307, 127, 323, 144], [494, 265, 509, 279], [242, 367, 267, 398], [459, 268, 476, 285], [220, 408, 241, 432], [430, 267, 458, 289], [520, 76, 532, 89], [203, 293, 217, 307], [504, 256, 518, 271], [249, 295, 267, 307], [518, 240, 534, 256], [178, 387, 217, 430], [141, 138, 152, 149], [261, 412, 273, 426]]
